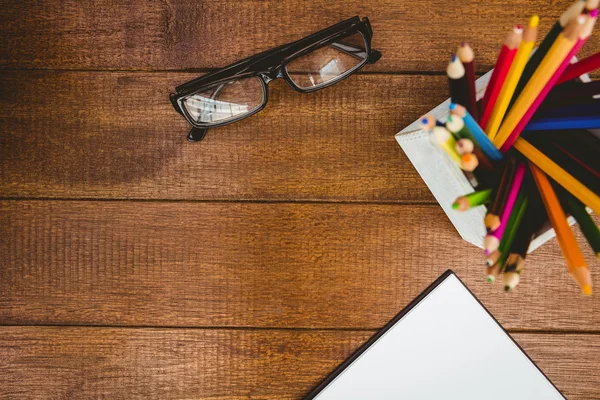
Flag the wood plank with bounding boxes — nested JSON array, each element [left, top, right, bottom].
[[1, 0, 598, 73], [0, 327, 598, 399], [2, 201, 599, 331], [0, 71, 441, 201]]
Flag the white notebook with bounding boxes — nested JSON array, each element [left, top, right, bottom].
[[304, 271, 564, 399]]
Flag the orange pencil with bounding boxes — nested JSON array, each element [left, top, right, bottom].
[[529, 163, 592, 295]]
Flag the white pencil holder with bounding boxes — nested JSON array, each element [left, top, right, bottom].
[[395, 70, 579, 251]]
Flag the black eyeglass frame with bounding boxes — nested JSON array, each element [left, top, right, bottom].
[[169, 16, 382, 142]]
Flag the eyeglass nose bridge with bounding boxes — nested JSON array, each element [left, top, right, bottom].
[[260, 66, 284, 84]]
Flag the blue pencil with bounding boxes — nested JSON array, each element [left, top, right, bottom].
[[449, 103, 504, 161], [536, 101, 600, 118], [525, 116, 600, 131]]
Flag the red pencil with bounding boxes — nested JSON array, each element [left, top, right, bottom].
[[558, 50, 600, 84], [457, 43, 479, 122], [480, 26, 522, 130]]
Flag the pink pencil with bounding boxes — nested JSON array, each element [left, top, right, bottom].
[[500, 11, 598, 152], [483, 163, 526, 254]]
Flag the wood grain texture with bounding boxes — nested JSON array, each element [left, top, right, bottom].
[[1, 0, 598, 73], [0, 71, 442, 201], [2, 201, 600, 331], [0, 327, 598, 400]]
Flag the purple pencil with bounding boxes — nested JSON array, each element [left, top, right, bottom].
[[484, 163, 526, 254]]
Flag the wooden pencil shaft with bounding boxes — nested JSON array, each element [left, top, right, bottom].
[[488, 157, 518, 219], [449, 77, 470, 110], [486, 17, 538, 139], [516, 138, 600, 215], [559, 51, 600, 84], [466, 188, 493, 206], [561, 190, 600, 254], [512, 22, 562, 101], [515, 0, 585, 97], [498, 192, 529, 255], [548, 80, 600, 100], [529, 163, 587, 272], [493, 18, 584, 149], [535, 101, 600, 118], [525, 116, 600, 131], [481, 27, 522, 127], [457, 43, 477, 118], [464, 61, 479, 121], [526, 136, 600, 195], [547, 130, 600, 174], [509, 193, 547, 257]]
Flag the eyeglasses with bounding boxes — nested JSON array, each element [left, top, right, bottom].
[[170, 16, 382, 142]]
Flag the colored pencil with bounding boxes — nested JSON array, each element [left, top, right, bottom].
[[447, 55, 470, 109], [526, 135, 600, 195], [449, 103, 504, 161], [525, 115, 600, 131], [480, 27, 523, 129], [515, 138, 600, 214], [503, 189, 548, 291], [461, 153, 479, 171], [457, 43, 479, 121], [456, 138, 475, 155], [419, 114, 436, 132], [446, 114, 475, 140], [485, 157, 517, 230], [493, 16, 586, 150], [433, 126, 463, 166], [560, 189, 600, 258], [559, 50, 600, 83], [484, 163, 526, 253], [549, 130, 600, 177], [493, 191, 529, 289], [561, 130, 600, 171], [512, 0, 587, 100], [486, 16, 539, 140], [499, 13, 597, 151], [530, 163, 592, 295], [446, 115, 494, 170], [554, 143, 600, 179], [453, 188, 493, 211], [535, 101, 600, 118], [550, 79, 600, 100]]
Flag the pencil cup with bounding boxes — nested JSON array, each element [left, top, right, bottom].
[[395, 70, 578, 251]]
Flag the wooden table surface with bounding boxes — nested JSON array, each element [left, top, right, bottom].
[[1, 1, 599, 398]]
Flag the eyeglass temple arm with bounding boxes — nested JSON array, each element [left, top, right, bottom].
[[329, 41, 381, 63], [188, 127, 209, 142]]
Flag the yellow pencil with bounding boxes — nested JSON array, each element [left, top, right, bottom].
[[432, 126, 462, 166], [530, 163, 592, 295], [485, 15, 539, 140], [493, 17, 585, 148], [514, 138, 600, 215]]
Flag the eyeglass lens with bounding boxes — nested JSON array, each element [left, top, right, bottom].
[[285, 31, 368, 90], [182, 77, 265, 124]]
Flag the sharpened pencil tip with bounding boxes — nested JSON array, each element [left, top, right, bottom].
[[452, 202, 459, 210], [582, 285, 593, 295], [449, 103, 457, 110], [504, 285, 511, 292], [529, 15, 540, 28], [487, 275, 495, 283], [591, 9, 599, 18]]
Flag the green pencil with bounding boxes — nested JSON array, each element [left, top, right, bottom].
[[503, 191, 548, 291], [487, 192, 529, 283], [453, 188, 493, 211]]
